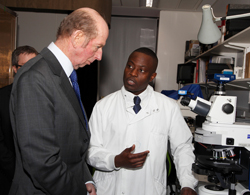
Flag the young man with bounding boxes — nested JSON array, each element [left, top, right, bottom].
[[9, 8, 108, 195], [0, 45, 38, 195], [88, 47, 198, 195]]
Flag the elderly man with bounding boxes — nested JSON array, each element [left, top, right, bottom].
[[9, 8, 109, 195]]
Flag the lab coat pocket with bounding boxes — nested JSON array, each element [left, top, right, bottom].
[[149, 116, 168, 144], [151, 131, 168, 144], [93, 171, 116, 195], [149, 132, 168, 158]]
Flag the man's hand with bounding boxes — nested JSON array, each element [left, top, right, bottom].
[[115, 144, 149, 168], [181, 187, 197, 195], [86, 183, 96, 195]]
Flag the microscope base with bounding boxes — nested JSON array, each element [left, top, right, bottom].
[[198, 183, 249, 195]]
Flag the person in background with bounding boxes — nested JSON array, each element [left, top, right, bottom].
[[9, 7, 109, 195], [87, 47, 198, 195], [0, 45, 38, 195]]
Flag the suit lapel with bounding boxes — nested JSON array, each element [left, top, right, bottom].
[[40, 48, 89, 136]]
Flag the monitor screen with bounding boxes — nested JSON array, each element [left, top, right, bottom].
[[176, 63, 196, 84]]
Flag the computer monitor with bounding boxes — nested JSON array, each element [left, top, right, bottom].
[[176, 63, 196, 84]]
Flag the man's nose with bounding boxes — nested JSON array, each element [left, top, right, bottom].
[[130, 68, 138, 77], [95, 48, 103, 61]]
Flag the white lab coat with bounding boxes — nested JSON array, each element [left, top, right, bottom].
[[87, 86, 197, 195]]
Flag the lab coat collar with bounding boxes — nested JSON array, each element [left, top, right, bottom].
[[121, 85, 160, 123], [121, 86, 149, 109]]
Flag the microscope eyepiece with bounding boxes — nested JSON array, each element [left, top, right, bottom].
[[180, 96, 191, 106]]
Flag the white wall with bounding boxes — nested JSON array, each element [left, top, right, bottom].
[[155, 11, 202, 92], [16, 11, 67, 52]]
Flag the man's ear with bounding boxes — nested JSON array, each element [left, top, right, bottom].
[[13, 65, 18, 74], [149, 72, 157, 82], [71, 30, 85, 48]]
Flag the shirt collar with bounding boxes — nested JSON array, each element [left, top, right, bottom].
[[47, 42, 74, 77], [122, 85, 150, 109]]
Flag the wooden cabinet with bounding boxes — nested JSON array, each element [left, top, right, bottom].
[[0, 4, 16, 88]]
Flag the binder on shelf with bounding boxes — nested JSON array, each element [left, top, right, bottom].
[[244, 52, 250, 78], [193, 67, 196, 83], [198, 59, 206, 83], [195, 59, 199, 83]]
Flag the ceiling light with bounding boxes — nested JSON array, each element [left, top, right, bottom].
[[146, 0, 153, 7], [139, 0, 158, 8]]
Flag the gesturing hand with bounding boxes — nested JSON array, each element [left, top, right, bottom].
[[115, 144, 150, 168]]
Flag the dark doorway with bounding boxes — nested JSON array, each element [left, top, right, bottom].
[[77, 60, 98, 119]]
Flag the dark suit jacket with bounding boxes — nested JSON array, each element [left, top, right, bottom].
[[9, 47, 93, 195], [0, 84, 15, 195]]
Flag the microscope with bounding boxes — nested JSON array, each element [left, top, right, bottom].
[[180, 73, 250, 195]]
